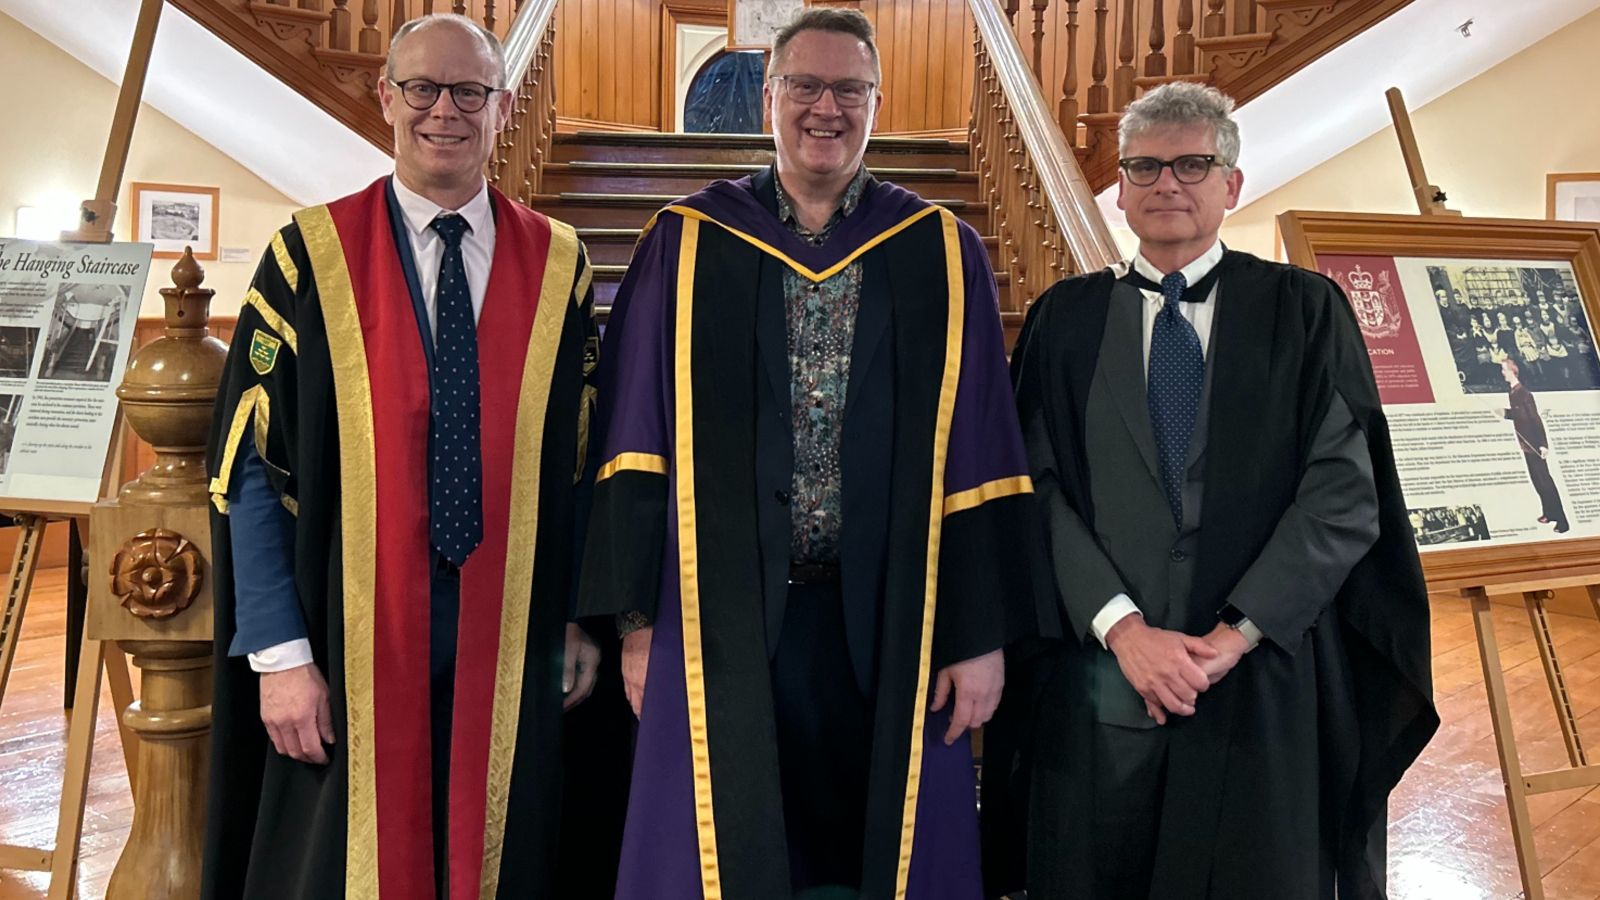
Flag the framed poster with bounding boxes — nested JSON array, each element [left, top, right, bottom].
[[0, 238, 154, 506], [131, 182, 220, 260], [1547, 172, 1600, 223], [1279, 210, 1600, 590], [728, 0, 804, 50]]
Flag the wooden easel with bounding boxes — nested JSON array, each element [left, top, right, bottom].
[[1388, 87, 1600, 900], [0, 0, 165, 895]]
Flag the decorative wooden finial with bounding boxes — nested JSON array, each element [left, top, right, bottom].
[[115, 245, 229, 505]]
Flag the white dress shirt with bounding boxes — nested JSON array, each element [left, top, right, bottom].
[[1089, 239, 1262, 651], [247, 175, 497, 674]]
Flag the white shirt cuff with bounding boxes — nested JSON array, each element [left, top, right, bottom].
[[248, 639, 314, 673], [1234, 618, 1264, 651], [1090, 594, 1142, 649]]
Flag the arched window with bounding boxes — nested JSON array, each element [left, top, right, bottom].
[[683, 50, 766, 134]]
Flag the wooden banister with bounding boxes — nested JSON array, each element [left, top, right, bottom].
[[969, 0, 1121, 305], [489, 0, 560, 202]]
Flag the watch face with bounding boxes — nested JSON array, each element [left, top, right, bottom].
[[1218, 604, 1246, 627]]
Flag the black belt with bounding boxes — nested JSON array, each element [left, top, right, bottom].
[[788, 562, 841, 586]]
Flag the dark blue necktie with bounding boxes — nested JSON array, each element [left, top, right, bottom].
[[1146, 270, 1204, 527], [429, 214, 483, 567]]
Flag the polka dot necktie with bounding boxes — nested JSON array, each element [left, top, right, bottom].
[[428, 213, 483, 567], [1146, 271, 1204, 528]]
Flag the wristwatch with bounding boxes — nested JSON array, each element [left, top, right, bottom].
[[1216, 603, 1264, 649]]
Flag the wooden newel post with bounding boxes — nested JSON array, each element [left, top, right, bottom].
[[90, 248, 228, 900]]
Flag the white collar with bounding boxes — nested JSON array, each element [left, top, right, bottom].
[[391, 174, 493, 241], [1131, 239, 1225, 289]]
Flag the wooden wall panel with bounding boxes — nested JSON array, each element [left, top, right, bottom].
[[545, 0, 1191, 138], [556, 0, 667, 130], [855, 0, 976, 136]]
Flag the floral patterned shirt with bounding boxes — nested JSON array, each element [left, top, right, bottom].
[[774, 165, 870, 564]]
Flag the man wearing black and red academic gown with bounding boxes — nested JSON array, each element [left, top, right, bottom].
[[986, 83, 1437, 900], [201, 15, 610, 899], [577, 9, 1047, 900]]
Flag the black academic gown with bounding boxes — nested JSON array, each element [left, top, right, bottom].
[[202, 178, 608, 899], [984, 251, 1439, 900]]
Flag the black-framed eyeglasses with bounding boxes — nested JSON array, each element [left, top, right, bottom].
[[769, 74, 878, 108], [1118, 154, 1224, 186], [390, 78, 504, 113]]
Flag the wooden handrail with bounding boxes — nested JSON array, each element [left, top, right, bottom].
[[489, 0, 560, 201], [502, 0, 557, 86], [970, 0, 1120, 275]]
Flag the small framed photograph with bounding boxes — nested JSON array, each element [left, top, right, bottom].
[[1547, 173, 1600, 223], [728, 0, 804, 50], [130, 182, 220, 260]]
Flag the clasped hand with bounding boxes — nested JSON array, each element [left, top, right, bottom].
[[1104, 616, 1250, 725]]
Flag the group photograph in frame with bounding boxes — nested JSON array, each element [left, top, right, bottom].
[[130, 182, 220, 260], [1278, 210, 1600, 585]]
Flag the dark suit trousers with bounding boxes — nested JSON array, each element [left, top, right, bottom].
[[1090, 722, 1170, 900], [771, 581, 874, 895], [1522, 451, 1568, 526], [430, 554, 461, 899]]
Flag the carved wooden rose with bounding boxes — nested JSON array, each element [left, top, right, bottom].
[[110, 528, 203, 619]]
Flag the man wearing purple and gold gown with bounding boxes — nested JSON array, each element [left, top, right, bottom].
[[577, 8, 1048, 898]]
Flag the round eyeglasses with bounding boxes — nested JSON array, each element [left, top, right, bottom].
[[769, 75, 877, 108], [390, 78, 504, 114], [1118, 154, 1225, 186]]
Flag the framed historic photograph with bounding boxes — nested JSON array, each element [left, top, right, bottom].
[[1547, 173, 1600, 223], [1278, 210, 1600, 590], [130, 182, 220, 260], [727, 0, 804, 50]]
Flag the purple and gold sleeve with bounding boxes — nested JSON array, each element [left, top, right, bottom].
[[933, 223, 1052, 665], [575, 215, 682, 621]]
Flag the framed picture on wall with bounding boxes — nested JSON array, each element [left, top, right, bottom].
[[130, 182, 220, 260], [1277, 210, 1600, 589], [1547, 173, 1600, 223], [727, 0, 804, 50]]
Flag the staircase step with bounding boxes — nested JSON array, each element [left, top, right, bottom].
[[543, 162, 980, 201], [555, 131, 971, 169], [535, 193, 985, 233]]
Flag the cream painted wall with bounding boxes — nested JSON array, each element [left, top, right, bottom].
[[1220, 7, 1600, 260], [0, 12, 299, 317]]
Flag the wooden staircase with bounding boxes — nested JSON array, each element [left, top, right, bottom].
[[542, 132, 1014, 324], [156, 0, 1421, 340]]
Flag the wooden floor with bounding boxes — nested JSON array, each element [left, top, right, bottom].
[[1, 571, 1598, 898]]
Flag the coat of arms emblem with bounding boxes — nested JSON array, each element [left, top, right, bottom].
[[1329, 264, 1403, 340]]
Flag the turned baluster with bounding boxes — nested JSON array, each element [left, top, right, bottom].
[[330, 0, 353, 50], [1173, 0, 1196, 74], [359, 0, 381, 54], [1031, 0, 1049, 79], [1145, 0, 1167, 77], [970, 34, 985, 184], [1114, 0, 1136, 109], [484, 0, 496, 32], [424, 0, 434, 13], [1204, 0, 1225, 37], [1059, 0, 1080, 143], [391, 0, 406, 35], [985, 61, 1004, 225], [1232, 0, 1256, 34], [1004, 0, 1020, 27], [453, 1, 467, 14], [1087, 0, 1110, 114], [1002, 109, 1025, 294]]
